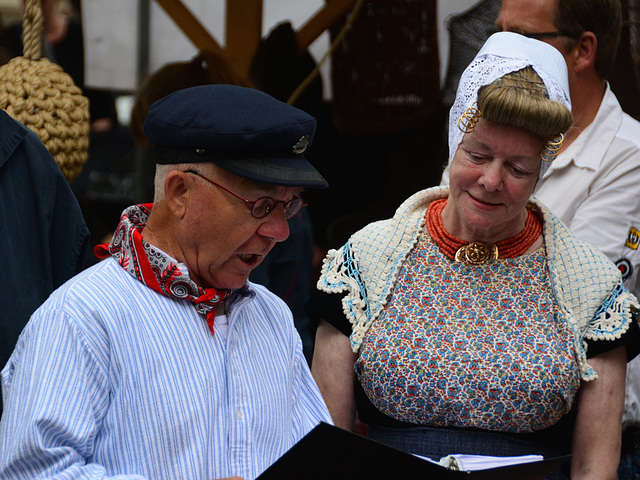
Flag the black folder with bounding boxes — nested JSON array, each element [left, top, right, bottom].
[[258, 422, 571, 480]]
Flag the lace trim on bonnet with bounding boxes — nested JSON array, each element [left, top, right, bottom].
[[317, 187, 639, 381]]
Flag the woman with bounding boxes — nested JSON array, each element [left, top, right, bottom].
[[309, 32, 640, 480]]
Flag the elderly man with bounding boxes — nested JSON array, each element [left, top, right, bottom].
[[0, 85, 331, 480]]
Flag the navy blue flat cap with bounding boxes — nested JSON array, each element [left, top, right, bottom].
[[144, 84, 328, 188]]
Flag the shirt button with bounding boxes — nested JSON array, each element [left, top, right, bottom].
[[235, 409, 243, 420]]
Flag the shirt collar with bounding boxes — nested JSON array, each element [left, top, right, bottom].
[[159, 247, 253, 303], [544, 83, 623, 176], [174, 255, 255, 314], [0, 111, 29, 168]]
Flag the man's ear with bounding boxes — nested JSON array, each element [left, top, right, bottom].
[[164, 170, 193, 218], [572, 31, 598, 74]]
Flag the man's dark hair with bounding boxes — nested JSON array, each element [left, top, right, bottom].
[[552, 0, 622, 79]]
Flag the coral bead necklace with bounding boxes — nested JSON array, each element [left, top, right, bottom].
[[426, 198, 542, 264]]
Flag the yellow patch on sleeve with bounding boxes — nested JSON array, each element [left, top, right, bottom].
[[626, 227, 640, 250]]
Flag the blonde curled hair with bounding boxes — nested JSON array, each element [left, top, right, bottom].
[[477, 66, 572, 142]]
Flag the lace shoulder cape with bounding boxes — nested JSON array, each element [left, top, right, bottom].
[[317, 187, 639, 381]]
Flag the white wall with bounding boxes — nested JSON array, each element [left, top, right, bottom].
[[83, 0, 480, 96], [438, 0, 480, 84], [83, 0, 333, 92]]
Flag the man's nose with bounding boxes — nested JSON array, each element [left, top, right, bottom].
[[257, 206, 291, 242]]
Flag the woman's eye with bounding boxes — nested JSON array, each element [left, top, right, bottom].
[[510, 165, 530, 176], [468, 152, 486, 162]]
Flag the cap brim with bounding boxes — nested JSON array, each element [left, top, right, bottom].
[[213, 156, 329, 189]]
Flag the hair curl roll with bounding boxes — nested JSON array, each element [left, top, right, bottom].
[[476, 66, 572, 141]]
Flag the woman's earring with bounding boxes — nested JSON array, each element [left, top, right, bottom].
[[541, 133, 564, 161], [457, 103, 482, 134]]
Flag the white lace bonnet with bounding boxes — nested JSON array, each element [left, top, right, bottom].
[[448, 32, 572, 168]]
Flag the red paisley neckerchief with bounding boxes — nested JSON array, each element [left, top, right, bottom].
[[95, 203, 229, 334]]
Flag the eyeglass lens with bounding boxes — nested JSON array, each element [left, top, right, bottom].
[[253, 196, 304, 219], [186, 169, 305, 220]]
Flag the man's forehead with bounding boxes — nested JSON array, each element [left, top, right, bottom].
[[496, 0, 558, 31]]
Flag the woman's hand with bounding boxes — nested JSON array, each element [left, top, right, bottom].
[[312, 320, 358, 430], [571, 346, 627, 479]]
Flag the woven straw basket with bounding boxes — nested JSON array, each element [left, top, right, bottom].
[[0, 0, 90, 182]]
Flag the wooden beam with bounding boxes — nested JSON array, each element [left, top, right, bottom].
[[153, 0, 224, 54], [296, 0, 357, 54], [153, 0, 353, 82], [226, 0, 263, 78]]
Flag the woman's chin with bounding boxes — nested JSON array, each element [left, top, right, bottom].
[[458, 213, 507, 240]]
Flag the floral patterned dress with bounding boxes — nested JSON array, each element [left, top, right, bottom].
[[355, 232, 581, 432]]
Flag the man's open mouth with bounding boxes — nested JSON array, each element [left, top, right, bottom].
[[237, 254, 258, 264]]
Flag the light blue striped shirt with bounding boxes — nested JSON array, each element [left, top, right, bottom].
[[0, 258, 331, 479]]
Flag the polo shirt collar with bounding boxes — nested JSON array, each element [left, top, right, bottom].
[[543, 83, 622, 177]]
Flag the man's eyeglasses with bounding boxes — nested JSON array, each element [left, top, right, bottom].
[[186, 170, 305, 220], [489, 28, 578, 40], [517, 30, 576, 40]]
